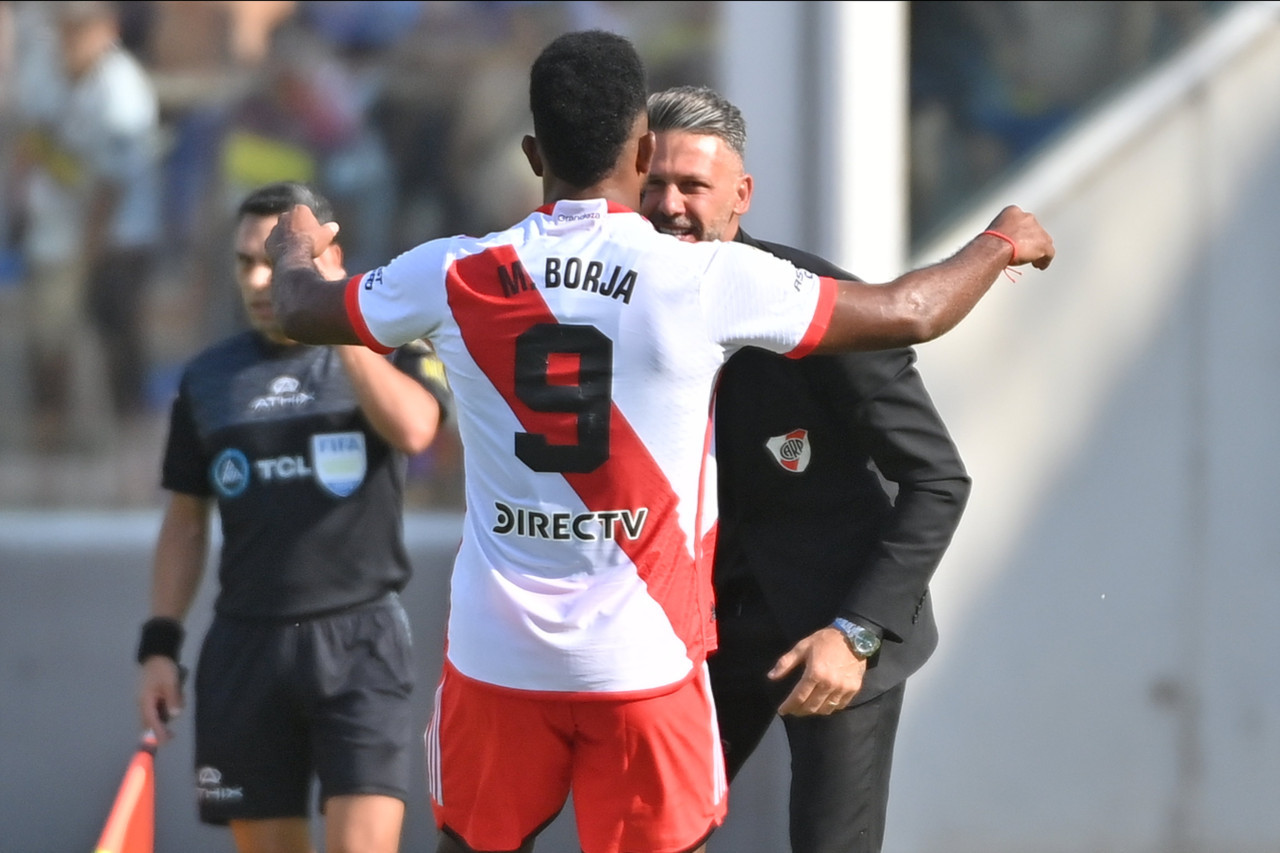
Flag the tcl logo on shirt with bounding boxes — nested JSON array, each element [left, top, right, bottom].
[[208, 432, 367, 499], [765, 428, 811, 473]]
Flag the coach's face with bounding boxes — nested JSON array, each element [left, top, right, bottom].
[[641, 130, 752, 243]]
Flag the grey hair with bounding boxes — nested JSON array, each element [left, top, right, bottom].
[[646, 85, 747, 160]]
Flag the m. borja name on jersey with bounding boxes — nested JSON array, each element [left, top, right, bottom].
[[493, 500, 648, 542], [497, 256, 637, 303]]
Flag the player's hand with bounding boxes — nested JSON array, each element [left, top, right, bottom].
[[138, 657, 184, 745], [314, 248, 347, 282], [770, 627, 866, 717], [984, 205, 1056, 270], [265, 203, 341, 270]]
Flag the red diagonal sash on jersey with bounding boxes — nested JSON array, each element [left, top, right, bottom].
[[445, 246, 711, 663]]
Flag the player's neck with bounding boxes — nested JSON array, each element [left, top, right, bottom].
[[543, 177, 641, 212]]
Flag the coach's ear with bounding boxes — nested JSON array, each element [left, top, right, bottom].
[[522, 135, 544, 178]]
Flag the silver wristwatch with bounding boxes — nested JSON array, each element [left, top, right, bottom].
[[831, 617, 881, 658]]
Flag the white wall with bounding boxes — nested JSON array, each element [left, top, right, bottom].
[[717, 1, 909, 278], [898, 5, 1280, 851], [719, 2, 1280, 852]]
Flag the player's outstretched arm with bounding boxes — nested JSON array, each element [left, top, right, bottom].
[[266, 204, 362, 345], [814, 205, 1054, 353]]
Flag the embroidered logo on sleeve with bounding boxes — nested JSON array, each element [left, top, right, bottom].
[[764, 428, 811, 473]]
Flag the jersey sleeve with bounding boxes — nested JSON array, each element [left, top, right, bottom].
[[700, 241, 838, 357], [160, 382, 211, 497], [346, 238, 454, 352]]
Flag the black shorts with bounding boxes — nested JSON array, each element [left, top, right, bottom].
[[193, 593, 415, 825]]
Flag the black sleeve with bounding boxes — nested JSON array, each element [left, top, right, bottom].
[[753, 236, 862, 282], [746, 231, 969, 642], [820, 347, 971, 641], [160, 382, 212, 497]]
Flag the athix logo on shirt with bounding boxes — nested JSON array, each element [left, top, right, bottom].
[[492, 500, 648, 542], [196, 766, 244, 804], [250, 375, 315, 412], [765, 428, 812, 473]]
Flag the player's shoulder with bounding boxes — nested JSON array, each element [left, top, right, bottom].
[[638, 227, 731, 266], [738, 230, 859, 281], [385, 215, 554, 276], [382, 230, 464, 269]]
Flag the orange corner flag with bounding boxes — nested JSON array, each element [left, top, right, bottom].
[[94, 731, 157, 853]]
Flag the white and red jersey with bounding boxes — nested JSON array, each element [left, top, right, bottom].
[[346, 198, 836, 696]]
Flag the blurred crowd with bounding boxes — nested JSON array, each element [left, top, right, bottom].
[[0, 0, 714, 507], [908, 0, 1232, 240], [0, 0, 1232, 509]]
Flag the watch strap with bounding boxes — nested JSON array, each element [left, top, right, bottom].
[[831, 616, 881, 657]]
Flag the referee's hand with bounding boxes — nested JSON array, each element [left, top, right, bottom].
[[138, 657, 184, 745]]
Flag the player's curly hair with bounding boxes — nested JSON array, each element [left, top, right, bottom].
[[529, 29, 648, 189], [237, 181, 335, 224]]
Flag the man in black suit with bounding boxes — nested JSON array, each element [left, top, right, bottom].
[[642, 86, 972, 853]]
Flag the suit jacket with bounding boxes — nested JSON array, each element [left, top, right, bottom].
[[712, 229, 971, 702]]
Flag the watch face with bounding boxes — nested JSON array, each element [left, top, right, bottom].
[[833, 618, 879, 657]]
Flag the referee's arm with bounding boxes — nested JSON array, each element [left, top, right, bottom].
[[138, 492, 210, 742]]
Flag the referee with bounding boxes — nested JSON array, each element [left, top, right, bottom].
[[136, 182, 450, 853]]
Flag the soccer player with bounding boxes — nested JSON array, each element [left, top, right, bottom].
[[136, 182, 450, 853], [263, 29, 1054, 853]]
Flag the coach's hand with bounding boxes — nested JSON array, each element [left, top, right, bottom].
[[770, 627, 866, 717]]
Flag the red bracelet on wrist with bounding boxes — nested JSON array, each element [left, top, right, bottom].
[[979, 229, 1022, 281], [980, 229, 1018, 264]]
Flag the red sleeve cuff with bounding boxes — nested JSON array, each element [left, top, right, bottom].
[[787, 276, 838, 359], [344, 273, 394, 354]]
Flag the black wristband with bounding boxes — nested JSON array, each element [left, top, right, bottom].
[[137, 617, 184, 664]]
